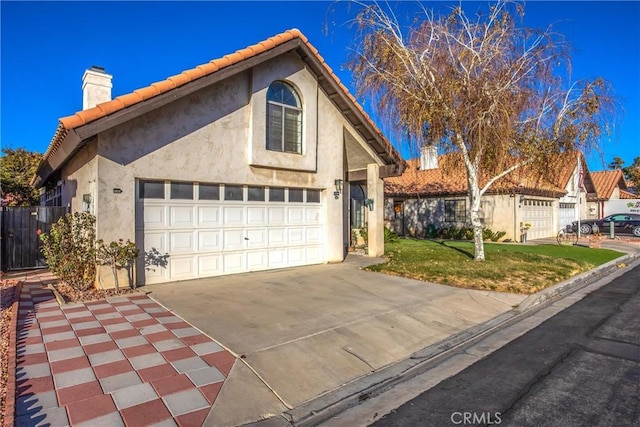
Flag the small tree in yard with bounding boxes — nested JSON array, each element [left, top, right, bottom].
[[40, 212, 96, 290], [348, 0, 616, 260], [96, 239, 140, 293]]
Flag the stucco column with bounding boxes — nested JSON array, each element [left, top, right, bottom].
[[367, 163, 384, 257]]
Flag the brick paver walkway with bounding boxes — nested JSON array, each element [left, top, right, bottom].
[[13, 272, 236, 426]]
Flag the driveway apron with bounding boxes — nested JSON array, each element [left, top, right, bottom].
[[147, 255, 524, 426]]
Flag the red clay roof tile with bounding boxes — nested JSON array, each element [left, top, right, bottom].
[[134, 86, 159, 100], [96, 100, 124, 116], [59, 115, 84, 129], [620, 189, 637, 199], [386, 154, 571, 197], [75, 108, 104, 124], [167, 73, 190, 87], [151, 80, 176, 93], [183, 68, 204, 80], [590, 170, 627, 200], [116, 92, 143, 108]]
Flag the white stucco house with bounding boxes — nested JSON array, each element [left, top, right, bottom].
[[33, 29, 405, 286], [384, 148, 595, 242]]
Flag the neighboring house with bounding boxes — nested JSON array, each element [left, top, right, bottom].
[[384, 148, 595, 242], [32, 29, 405, 286], [588, 170, 637, 218]]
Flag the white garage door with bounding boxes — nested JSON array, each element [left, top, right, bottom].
[[522, 199, 554, 239], [559, 203, 577, 229], [136, 181, 324, 284]]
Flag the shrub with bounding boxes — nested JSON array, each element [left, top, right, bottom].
[[384, 227, 399, 243], [490, 230, 507, 242], [359, 223, 369, 246], [436, 226, 506, 242], [40, 212, 96, 291], [96, 239, 140, 293]]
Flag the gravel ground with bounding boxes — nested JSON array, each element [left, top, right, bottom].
[[54, 282, 142, 303], [0, 279, 17, 426]]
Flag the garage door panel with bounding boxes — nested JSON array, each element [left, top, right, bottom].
[[246, 229, 266, 248], [170, 206, 195, 227], [223, 253, 244, 273], [247, 207, 267, 225], [223, 229, 245, 251], [268, 228, 286, 246], [247, 251, 268, 271], [306, 227, 321, 243], [198, 231, 221, 251], [268, 249, 286, 268], [144, 232, 167, 254], [306, 246, 323, 263], [199, 254, 222, 276], [145, 267, 166, 283], [287, 207, 304, 224], [288, 247, 304, 265], [268, 207, 286, 224], [224, 207, 244, 226], [288, 228, 304, 244], [170, 257, 196, 280], [198, 206, 221, 226], [305, 208, 321, 224], [169, 232, 195, 253], [144, 206, 166, 229]]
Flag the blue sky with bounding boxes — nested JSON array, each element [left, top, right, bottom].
[[1, 1, 638, 171]]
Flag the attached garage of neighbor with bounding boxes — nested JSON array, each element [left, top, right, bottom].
[[521, 198, 554, 239], [558, 202, 577, 229], [137, 181, 324, 284]]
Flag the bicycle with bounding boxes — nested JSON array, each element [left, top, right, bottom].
[[557, 224, 578, 246]]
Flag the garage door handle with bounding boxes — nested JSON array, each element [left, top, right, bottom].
[[244, 237, 249, 240]]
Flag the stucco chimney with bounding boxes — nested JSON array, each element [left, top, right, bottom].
[[420, 145, 438, 170], [82, 66, 112, 110]]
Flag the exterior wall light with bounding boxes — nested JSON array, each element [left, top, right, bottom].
[[365, 198, 374, 211], [334, 179, 344, 199]]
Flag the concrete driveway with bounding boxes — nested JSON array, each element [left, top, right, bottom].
[[147, 256, 524, 426]]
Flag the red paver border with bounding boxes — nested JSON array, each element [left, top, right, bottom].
[[3, 280, 22, 427]]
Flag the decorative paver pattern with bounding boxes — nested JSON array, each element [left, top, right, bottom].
[[13, 273, 236, 426]]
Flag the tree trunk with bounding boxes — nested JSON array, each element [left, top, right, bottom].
[[111, 262, 119, 294], [467, 169, 486, 261]]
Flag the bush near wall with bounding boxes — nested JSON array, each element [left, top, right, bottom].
[[435, 226, 506, 242]]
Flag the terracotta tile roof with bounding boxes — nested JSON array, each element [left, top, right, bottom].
[[589, 170, 628, 200], [620, 189, 638, 199], [385, 154, 568, 197], [38, 29, 403, 182]]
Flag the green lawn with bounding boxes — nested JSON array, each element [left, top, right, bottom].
[[366, 239, 624, 294]]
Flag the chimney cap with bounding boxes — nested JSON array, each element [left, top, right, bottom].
[[89, 65, 106, 73]]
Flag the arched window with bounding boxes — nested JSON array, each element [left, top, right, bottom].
[[266, 81, 302, 154]]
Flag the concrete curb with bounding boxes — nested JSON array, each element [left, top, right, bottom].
[[3, 280, 22, 427], [281, 252, 638, 427], [516, 252, 637, 312]]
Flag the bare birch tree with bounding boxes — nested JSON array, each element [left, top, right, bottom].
[[348, 0, 615, 260]]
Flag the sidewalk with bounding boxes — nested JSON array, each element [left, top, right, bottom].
[[11, 270, 236, 426]]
